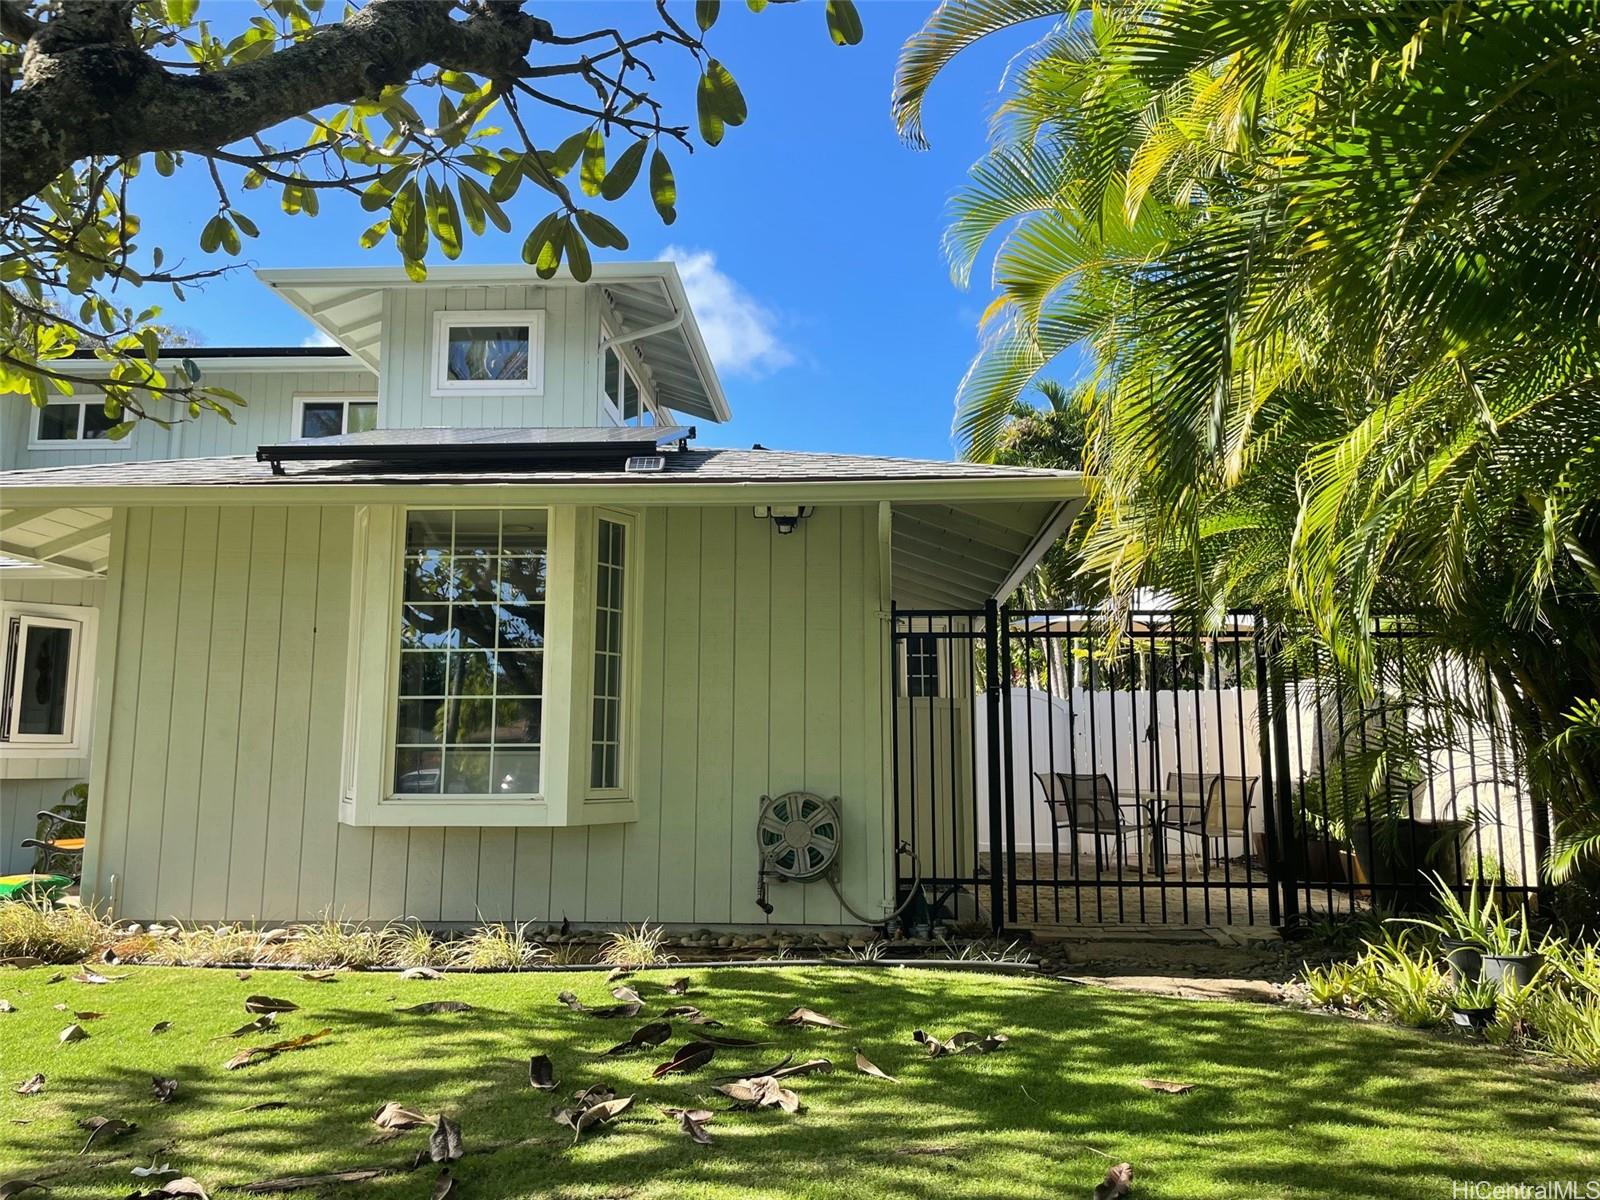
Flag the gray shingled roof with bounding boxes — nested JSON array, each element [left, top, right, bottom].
[[0, 447, 1076, 489]]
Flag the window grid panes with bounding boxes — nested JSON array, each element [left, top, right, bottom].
[[905, 634, 942, 699], [589, 518, 627, 789], [37, 402, 114, 442], [394, 510, 547, 797]]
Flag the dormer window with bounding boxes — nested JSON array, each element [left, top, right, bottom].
[[432, 311, 544, 397]]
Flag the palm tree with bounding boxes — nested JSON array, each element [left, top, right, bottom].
[[896, 0, 1600, 885]]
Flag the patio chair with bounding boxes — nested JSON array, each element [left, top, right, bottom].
[[1033, 772, 1141, 874], [21, 809, 87, 882], [1155, 772, 1260, 875]]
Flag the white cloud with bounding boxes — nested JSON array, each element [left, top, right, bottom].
[[301, 329, 337, 348], [660, 246, 793, 378]]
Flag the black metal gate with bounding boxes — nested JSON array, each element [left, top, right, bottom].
[[891, 604, 1552, 931]]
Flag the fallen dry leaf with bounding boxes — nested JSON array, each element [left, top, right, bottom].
[[913, 1029, 1008, 1057], [695, 1031, 765, 1047], [428, 1114, 463, 1162], [0, 1000, 14, 1013], [151, 1021, 172, 1034], [14, 1074, 44, 1096], [73, 969, 125, 985], [129, 1179, 209, 1200], [768, 1057, 833, 1080], [652, 1042, 716, 1078], [430, 1168, 458, 1200], [775, 1006, 845, 1029], [77, 1114, 137, 1154], [151, 1077, 179, 1104], [527, 1054, 557, 1091], [604, 967, 633, 983], [300, 971, 338, 983], [235, 971, 252, 981], [398, 1000, 474, 1015], [71, 1011, 105, 1022], [603, 1021, 671, 1056], [569, 1095, 634, 1144], [717, 1076, 801, 1114], [234, 1100, 288, 1113], [660, 1004, 723, 1027], [224, 1027, 332, 1070], [1094, 1162, 1134, 1200], [219, 1014, 277, 1039], [663, 977, 691, 996], [400, 967, 442, 981], [610, 985, 643, 1005], [853, 1048, 898, 1083], [1136, 1078, 1194, 1095], [58, 1023, 88, 1045], [0, 1182, 49, 1199], [663, 1106, 715, 1145], [243, 996, 299, 1014]]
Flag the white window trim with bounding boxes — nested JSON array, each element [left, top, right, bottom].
[[292, 393, 378, 439], [599, 323, 662, 427], [583, 508, 638, 800], [28, 397, 131, 452], [0, 601, 98, 757], [430, 309, 545, 398]]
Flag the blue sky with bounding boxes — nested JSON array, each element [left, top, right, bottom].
[[132, 2, 1056, 459]]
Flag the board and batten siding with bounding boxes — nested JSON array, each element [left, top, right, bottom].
[[0, 368, 377, 470], [0, 575, 104, 873], [377, 284, 606, 431], [83, 502, 890, 926]]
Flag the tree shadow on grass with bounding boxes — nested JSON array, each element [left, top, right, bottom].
[[1, 965, 1596, 1199]]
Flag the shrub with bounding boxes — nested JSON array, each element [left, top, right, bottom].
[[450, 921, 549, 970], [143, 922, 264, 966], [1527, 990, 1600, 1070], [598, 922, 674, 968], [292, 914, 387, 968], [1362, 934, 1448, 1028], [1302, 960, 1376, 1011], [544, 940, 596, 966], [0, 898, 111, 962], [382, 922, 442, 968]]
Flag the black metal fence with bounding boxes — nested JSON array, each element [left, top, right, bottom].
[[891, 604, 1552, 930]]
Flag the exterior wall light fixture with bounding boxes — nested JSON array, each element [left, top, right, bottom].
[[754, 505, 814, 534]]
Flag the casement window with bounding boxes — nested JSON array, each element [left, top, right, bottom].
[[31, 400, 121, 448], [600, 336, 659, 427], [393, 509, 547, 799], [431, 311, 544, 396], [588, 514, 630, 790], [0, 603, 96, 754], [294, 395, 377, 439]]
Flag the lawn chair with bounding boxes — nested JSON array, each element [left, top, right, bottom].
[[1155, 772, 1259, 875], [1033, 772, 1141, 874], [21, 809, 87, 882]]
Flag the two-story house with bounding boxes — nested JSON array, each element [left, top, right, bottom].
[[0, 262, 1083, 929]]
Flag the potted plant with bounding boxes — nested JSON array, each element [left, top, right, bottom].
[[1390, 872, 1492, 984], [1448, 976, 1499, 1032], [1480, 908, 1542, 989]]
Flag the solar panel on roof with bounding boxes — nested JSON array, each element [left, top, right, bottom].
[[256, 425, 694, 473]]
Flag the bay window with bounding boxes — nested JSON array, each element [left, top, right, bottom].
[[341, 503, 636, 827]]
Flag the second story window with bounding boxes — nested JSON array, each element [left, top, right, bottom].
[[432, 311, 544, 397], [32, 399, 119, 447], [601, 340, 658, 426], [295, 396, 377, 439]]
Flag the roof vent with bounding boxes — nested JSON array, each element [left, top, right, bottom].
[[625, 455, 666, 474]]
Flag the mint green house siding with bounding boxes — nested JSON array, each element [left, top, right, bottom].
[[80, 500, 890, 925]]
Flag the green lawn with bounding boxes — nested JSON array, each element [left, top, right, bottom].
[[1, 964, 1596, 1198]]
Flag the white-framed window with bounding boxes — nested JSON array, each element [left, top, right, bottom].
[[293, 394, 378, 439], [30, 399, 123, 450], [902, 632, 945, 699], [1, 602, 97, 753], [392, 508, 548, 799], [431, 310, 545, 397], [588, 512, 632, 791], [600, 331, 660, 427]]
